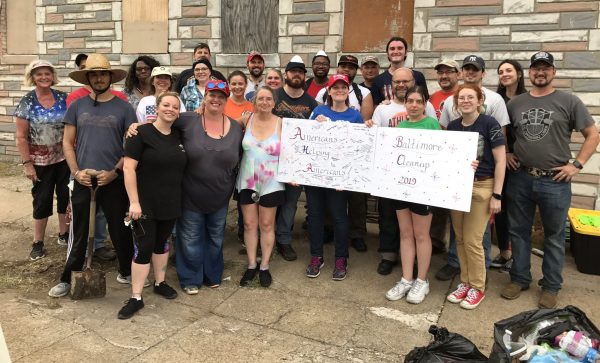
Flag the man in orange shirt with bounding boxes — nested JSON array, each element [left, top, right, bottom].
[[429, 59, 460, 120]]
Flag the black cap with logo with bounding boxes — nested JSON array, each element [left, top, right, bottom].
[[462, 55, 485, 71], [530, 51, 555, 67]]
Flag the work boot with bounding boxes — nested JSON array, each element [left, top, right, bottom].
[[500, 282, 528, 300], [538, 290, 558, 309]]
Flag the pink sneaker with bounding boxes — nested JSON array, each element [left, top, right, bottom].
[[447, 283, 471, 303], [460, 288, 485, 309]]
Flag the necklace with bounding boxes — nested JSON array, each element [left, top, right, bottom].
[[203, 114, 225, 139]]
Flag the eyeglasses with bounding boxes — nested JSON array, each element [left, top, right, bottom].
[[458, 95, 477, 102], [194, 67, 210, 72], [136, 66, 151, 72], [437, 70, 457, 75], [207, 81, 227, 89], [392, 80, 412, 85]]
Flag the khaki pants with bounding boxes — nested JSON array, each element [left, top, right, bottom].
[[450, 179, 493, 291]]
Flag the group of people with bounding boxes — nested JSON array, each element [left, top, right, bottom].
[[14, 36, 598, 320]]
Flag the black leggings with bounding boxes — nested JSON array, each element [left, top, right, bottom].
[[132, 218, 175, 264]]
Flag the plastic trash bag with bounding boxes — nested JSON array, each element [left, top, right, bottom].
[[488, 305, 600, 363], [404, 325, 488, 362]]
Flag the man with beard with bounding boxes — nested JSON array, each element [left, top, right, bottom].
[[305, 50, 330, 98], [501, 51, 598, 309], [273, 56, 318, 261], [48, 54, 137, 297], [430, 59, 460, 119], [174, 43, 226, 93], [370, 68, 436, 273], [360, 56, 380, 94], [372, 37, 428, 105], [245, 51, 266, 98]]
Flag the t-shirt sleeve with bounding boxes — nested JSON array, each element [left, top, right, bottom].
[[487, 117, 506, 148], [571, 95, 595, 131], [13, 93, 31, 120], [351, 110, 364, 124], [63, 100, 78, 126], [124, 131, 144, 161], [372, 105, 385, 127], [489, 94, 510, 127], [179, 98, 187, 112], [315, 88, 326, 105], [124, 104, 137, 129], [309, 105, 324, 120], [425, 102, 437, 120], [446, 120, 459, 132], [439, 97, 453, 127], [136, 99, 146, 123]]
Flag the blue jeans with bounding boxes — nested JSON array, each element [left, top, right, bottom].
[[275, 184, 303, 245], [305, 186, 349, 258], [448, 224, 492, 269], [175, 206, 228, 288], [93, 207, 107, 250], [506, 169, 571, 293]]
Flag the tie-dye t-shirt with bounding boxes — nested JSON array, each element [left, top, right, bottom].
[[14, 89, 67, 166]]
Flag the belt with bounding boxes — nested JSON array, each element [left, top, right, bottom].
[[521, 166, 557, 178], [474, 175, 493, 182]]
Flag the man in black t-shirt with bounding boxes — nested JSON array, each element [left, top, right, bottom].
[[273, 56, 318, 261]]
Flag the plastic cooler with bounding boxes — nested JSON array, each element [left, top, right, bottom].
[[568, 208, 600, 275]]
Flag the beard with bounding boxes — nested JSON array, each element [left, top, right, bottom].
[[285, 76, 304, 89], [250, 67, 263, 78]]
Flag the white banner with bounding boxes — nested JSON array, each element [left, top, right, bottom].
[[371, 127, 478, 212], [277, 118, 377, 193]]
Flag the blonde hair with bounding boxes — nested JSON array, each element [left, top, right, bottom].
[[156, 91, 181, 108], [24, 60, 59, 87]]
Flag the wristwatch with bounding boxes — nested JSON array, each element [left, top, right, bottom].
[[572, 160, 583, 170], [492, 193, 502, 201]]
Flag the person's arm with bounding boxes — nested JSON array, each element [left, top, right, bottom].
[[360, 93, 374, 121], [553, 124, 600, 182], [15, 117, 38, 182], [490, 145, 506, 215], [63, 123, 92, 187], [123, 156, 142, 219]]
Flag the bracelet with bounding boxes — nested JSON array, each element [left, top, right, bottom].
[[20, 160, 32, 166], [74, 170, 81, 178]]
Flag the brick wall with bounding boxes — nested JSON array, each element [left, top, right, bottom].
[[0, 0, 599, 207]]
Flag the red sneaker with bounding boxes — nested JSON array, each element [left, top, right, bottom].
[[460, 288, 485, 309], [447, 283, 470, 303]]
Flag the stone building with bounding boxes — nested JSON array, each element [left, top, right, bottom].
[[1, 0, 599, 208]]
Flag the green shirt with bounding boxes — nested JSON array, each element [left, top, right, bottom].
[[396, 116, 441, 130]]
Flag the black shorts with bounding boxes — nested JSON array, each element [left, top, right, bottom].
[[394, 200, 431, 216], [31, 160, 70, 219], [238, 189, 284, 208]]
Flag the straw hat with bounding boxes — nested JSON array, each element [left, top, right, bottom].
[[69, 53, 127, 85]]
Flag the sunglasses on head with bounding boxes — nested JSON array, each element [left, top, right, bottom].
[[207, 81, 227, 89]]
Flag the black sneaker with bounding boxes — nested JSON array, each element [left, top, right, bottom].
[[259, 269, 272, 287], [240, 268, 258, 286], [351, 238, 367, 252], [154, 281, 178, 299], [377, 259, 398, 275], [118, 298, 144, 319], [434, 264, 460, 281], [29, 241, 45, 261], [276, 243, 297, 261], [490, 254, 512, 269]]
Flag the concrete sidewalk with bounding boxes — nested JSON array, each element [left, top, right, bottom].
[[0, 173, 599, 362]]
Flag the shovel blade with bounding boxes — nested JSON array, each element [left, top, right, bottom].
[[70, 269, 106, 300]]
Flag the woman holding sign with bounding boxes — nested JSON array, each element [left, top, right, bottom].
[[306, 74, 363, 281], [384, 86, 441, 304], [445, 84, 506, 310]]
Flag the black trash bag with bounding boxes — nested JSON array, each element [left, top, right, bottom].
[[488, 305, 600, 363], [405, 325, 489, 362]]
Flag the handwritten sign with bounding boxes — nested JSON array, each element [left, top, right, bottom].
[[371, 127, 478, 212], [277, 118, 377, 193]]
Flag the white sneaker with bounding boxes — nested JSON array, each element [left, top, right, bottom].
[[116, 274, 151, 287], [385, 278, 413, 301], [406, 279, 430, 304], [48, 282, 70, 298]]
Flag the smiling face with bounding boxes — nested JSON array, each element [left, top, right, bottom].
[[392, 69, 414, 101], [247, 57, 265, 78], [462, 64, 484, 85], [266, 70, 282, 89], [360, 62, 379, 82], [337, 63, 358, 83], [405, 91, 426, 120], [529, 63, 556, 88], [193, 63, 211, 83], [204, 90, 227, 112], [152, 74, 172, 93], [32, 67, 54, 89], [327, 81, 349, 103], [387, 40, 406, 64], [457, 88, 483, 116], [312, 56, 330, 78], [254, 88, 275, 113], [498, 63, 519, 88], [229, 75, 247, 98], [156, 95, 180, 123], [436, 65, 459, 91]]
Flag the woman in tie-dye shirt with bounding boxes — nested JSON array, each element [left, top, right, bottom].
[[14, 60, 70, 261]]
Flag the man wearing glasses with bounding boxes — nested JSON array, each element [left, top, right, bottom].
[[429, 59, 460, 119], [174, 43, 226, 93]]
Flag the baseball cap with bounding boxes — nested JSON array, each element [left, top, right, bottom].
[[30, 59, 55, 72], [435, 59, 460, 72], [247, 51, 264, 63], [361, 56, 379, 66], [205, 80, 230, 97], [338, 55, 359, 68], [462, 55, 485, 71], [285, 55, 307, 72], [327, 74, 350, 89], [530, 51, 555, 67], [150, 66, 172, 78]]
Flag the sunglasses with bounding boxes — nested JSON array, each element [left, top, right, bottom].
[[207, 81, 227, 89]]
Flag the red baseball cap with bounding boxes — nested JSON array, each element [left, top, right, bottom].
[[327, 74, 350, 89], [205, 80, 230, 97], [247, 51, 264, 63]]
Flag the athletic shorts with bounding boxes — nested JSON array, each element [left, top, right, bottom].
[[238, 189, 285, 208], [394, 200, 431, 216]]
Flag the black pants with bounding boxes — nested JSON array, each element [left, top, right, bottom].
[[60, 177, 133, 283], [377, 197, 400, 260], [347, 191, 367, 239], [133, 218, 175, 264]]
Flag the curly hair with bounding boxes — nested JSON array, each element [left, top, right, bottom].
[[124, 55, 160, 93]]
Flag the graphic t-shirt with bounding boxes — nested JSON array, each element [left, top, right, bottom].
[[372, 101, 438, 128], [14, 89, 68, 166], [124, 123, 187, 220], [136, 95, 186, 123], [447, 114, 506, 178], [507, 90, 594, 170], [272, 87, 318, 119], [429, 89, 454, 120], [309, 105, 363, 124], [397, 116, 441, 131]]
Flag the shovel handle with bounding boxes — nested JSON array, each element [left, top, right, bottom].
[[85, 170, 101, 270]]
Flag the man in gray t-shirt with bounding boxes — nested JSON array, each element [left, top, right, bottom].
[[501, 51, 599, 309], [49, 54, 137, 298]]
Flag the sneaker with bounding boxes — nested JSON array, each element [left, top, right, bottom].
[[117, 298, 144, 319], [57, 232, 68, 246], [183, 286, 199, 295], [377, 259, 398, 275], [154, 281, 178, 299], [435, 264, 460, 281], [490, 253, 512, 269], [332, 257, 347, 281], [350, 238, 367, 252], [407, 279, 430, 304], [48, 282, 70, 298], [116, 274, 151, 288], [239, 268, 257, 286], [385, 278, 413, 301], [447, 282, 471, 303], [259, 269, 272, 287], [94, 246, 117, 261], [460, 288, 485, 309], [29, 241, 45, 261], [501, 258, 513, 273], [306, 256, 324, 278], [276, 243, 297, 261]]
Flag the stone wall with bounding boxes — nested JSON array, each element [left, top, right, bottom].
[[0, 0, 599, 208]]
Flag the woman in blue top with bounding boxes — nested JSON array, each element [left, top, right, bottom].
[[306, 74, 363, 281]]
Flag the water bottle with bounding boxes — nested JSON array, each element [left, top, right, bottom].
[[555, 330, 600, 362], [503, 329, 513, 351]]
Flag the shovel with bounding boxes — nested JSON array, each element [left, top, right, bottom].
[[71, 171, 106, 300]]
